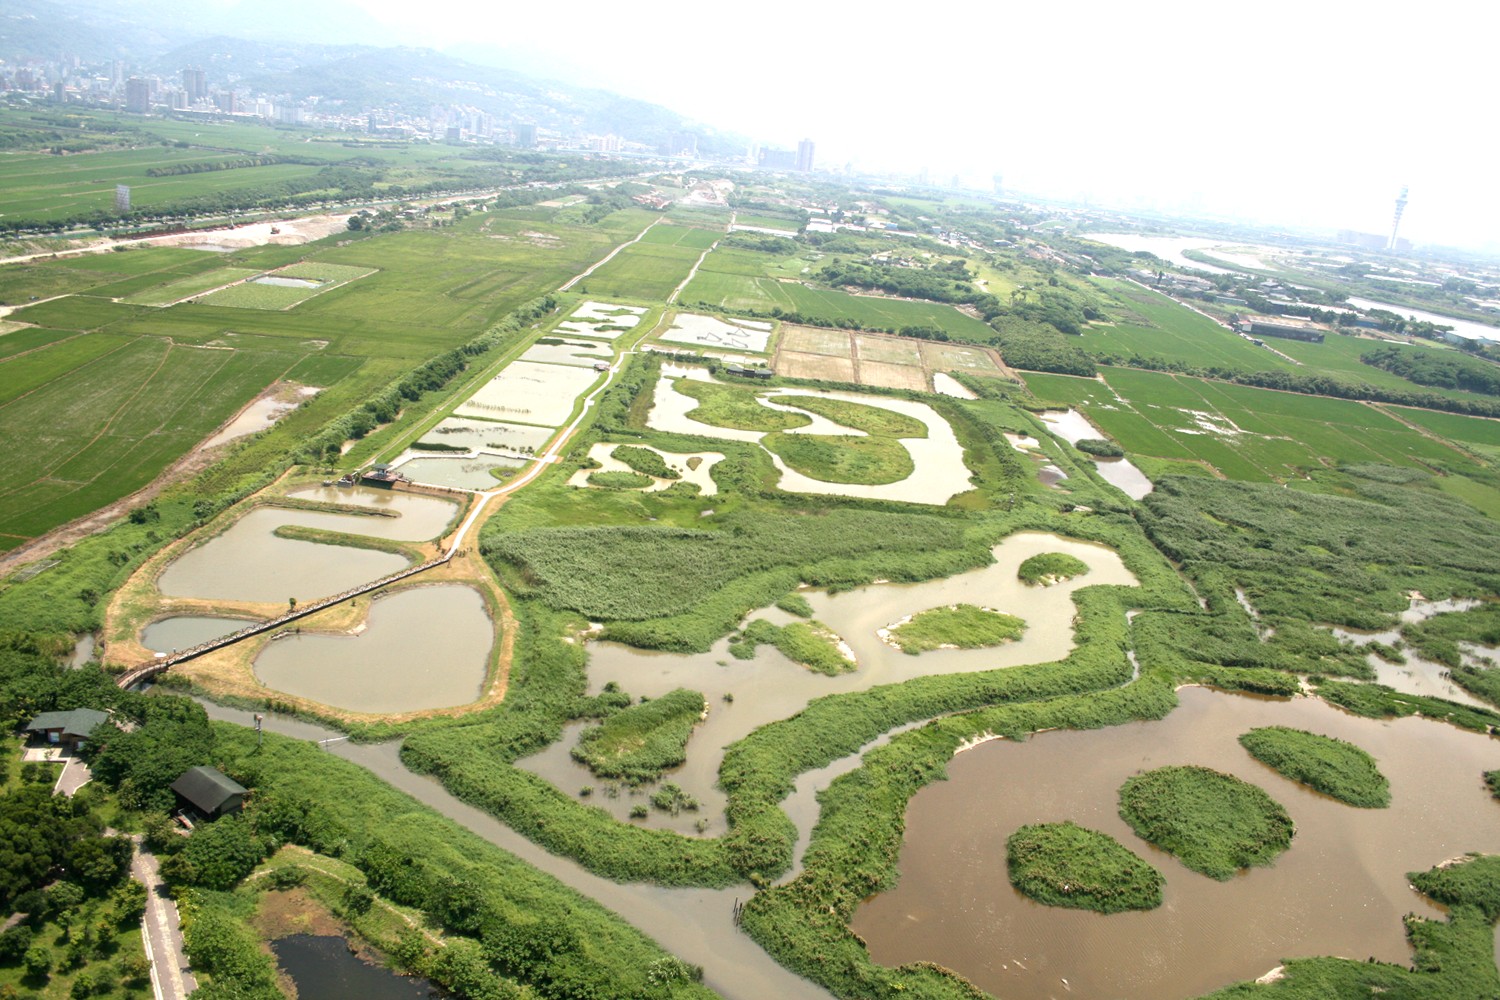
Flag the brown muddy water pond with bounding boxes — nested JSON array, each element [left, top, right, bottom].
[[142, 616, 250, 653], [852, 685, 1500, 1000], [157, 490, 456, 603], [520, 532, 1136, 835], [254, 585, 492, 713]]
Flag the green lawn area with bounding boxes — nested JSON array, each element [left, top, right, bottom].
[[1082, 278, 1291, 372]]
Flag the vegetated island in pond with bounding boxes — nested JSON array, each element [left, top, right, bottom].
[[882, 604, 1025, 655], [731, 619, 855, 675], [1118, 765, 1294, 880], [1018, 552, 1090, 586], [1239, 726, 1391, 808], [1006, 821, 1164, 913], [571, 687, 706, 785], [1075, 437, 1124, 458]]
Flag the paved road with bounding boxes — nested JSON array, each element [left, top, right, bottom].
[[131, 838, 197, 1000]]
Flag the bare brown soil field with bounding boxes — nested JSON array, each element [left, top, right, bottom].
[[777, 351, 856, 382], [780, 325, 852, 357]]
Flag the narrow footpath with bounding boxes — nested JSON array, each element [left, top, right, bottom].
[[131, 837, 198, 1000]]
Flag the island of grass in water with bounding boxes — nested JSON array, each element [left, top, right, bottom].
[[1239, 726, 1391, 808], [1018, 552, 1090, 586], [1117, 765, 1294, 880], [1007, 821, 1164, 913], [883, 604, 1025, 655]]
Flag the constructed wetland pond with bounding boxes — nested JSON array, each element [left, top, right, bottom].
[[851, 684, 1500, 1000]]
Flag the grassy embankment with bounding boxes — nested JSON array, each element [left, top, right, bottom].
[[1239, 726, 1391, 807]]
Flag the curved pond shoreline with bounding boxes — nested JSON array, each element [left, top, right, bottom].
[[852, 684, 1500, 1000]]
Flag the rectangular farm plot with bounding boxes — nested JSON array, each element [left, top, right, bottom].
[[777, 351, 856, 382], [415, 417, 555, 454], [780, 325, 852, 357], [921, 341, 1002, 373], [554, 300, 646, 342], [197, 263, 376, 311], [859, 360, 930, 392], [657, 313, 773, 353], [453, 361, 601, 427], [854, 334, 923, 367], [519, 337, 615, 367], [122, 267, 261, 305]]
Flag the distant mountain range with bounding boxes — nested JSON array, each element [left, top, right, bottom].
[[1, 0, 748, 156]]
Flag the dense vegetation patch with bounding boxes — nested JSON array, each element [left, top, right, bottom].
[[1238, 726, 1391, 808], [674, 379, 809, 432], [612, 445, 679, 479], [763, 432, 914, 485], [586, 470, 655, 489], [1487, 771, 1500, 800], [572, 688, 707, 785], [1141, 476, 1500, 629], [1117, 765, 1294, 880], [733, 619, 855, 675], [775, 593, 815, 618], [1076, 437, 1125, 458], [485, 507, 988, 634], [1362, 345, 1500, 397], [1006, 821, 1164, 913], [775, 395, 928, 437], [885, 604, 1025, 655], [1018, 552, 1090, 585]]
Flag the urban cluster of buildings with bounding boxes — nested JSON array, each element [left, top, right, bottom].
[[3, 53, 822, 175]]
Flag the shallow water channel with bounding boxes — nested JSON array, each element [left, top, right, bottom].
[[852, 685, 1500, 1000], [254, 585, 492, 713], [1038, 408, 1154, 500], [156, 489, 456, 603], [199, 703, 833, 1000], [521, 532, 1136, 834]]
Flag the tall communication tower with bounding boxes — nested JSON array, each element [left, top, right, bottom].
[[1388, 185, 1409, 251]]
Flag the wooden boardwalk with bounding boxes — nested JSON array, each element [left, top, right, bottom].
[[114, 551, 452, 689]]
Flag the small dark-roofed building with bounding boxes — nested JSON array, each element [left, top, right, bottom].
[[171, 766, 247, 818], [25, 708, 110, 749], [360, 463, 404, 489]]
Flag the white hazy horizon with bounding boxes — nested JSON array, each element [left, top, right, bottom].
[[344, 0, 1495, 250]]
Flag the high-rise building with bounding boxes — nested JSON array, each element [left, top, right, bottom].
[[1388, 185, 1409, 251], [115, 186, 131, 212], [796, 138, 815, 172], [181, 67, 206, 104], [124, 77, 150, 113], [514, 123, 537, 147]]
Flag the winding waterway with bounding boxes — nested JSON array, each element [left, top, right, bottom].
[[852, 685, 1500, 1000], [521, 532, 1137, 833]]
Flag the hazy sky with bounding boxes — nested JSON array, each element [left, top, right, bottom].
[[348, 0, 1497, 249]]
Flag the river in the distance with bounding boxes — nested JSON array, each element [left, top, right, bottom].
[[852, 685, 1500, 1000]]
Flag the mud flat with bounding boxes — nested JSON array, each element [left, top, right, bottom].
[[852, 685, 1500, 1000]]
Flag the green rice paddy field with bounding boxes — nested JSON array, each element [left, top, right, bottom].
[[0, 207, 627, 548], [683, 268, 992, 339], [1025, 367, 1484, 483], [0, 335, 301, 549]]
